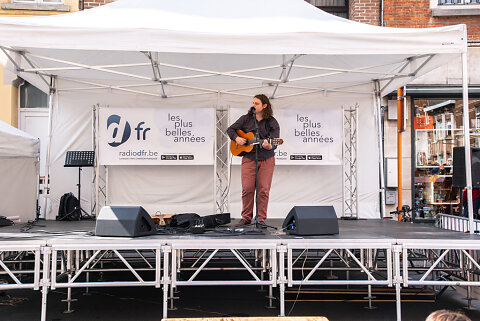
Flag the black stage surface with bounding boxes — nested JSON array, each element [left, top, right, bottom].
[[0, 218, 478, 243]]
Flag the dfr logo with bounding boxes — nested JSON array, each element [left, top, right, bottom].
[[134, 122, 150, 140], [107, 115, 150, 147]]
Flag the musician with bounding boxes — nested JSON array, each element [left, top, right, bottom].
[[226, 94, 280, 227]]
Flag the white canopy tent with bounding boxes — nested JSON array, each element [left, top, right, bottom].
[[0, 0, 474, 226], [0, 120, 40, 222]]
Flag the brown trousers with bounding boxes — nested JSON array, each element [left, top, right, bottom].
[[241, 156, 275, 222]]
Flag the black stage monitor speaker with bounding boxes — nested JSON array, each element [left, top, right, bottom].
[[452, 147, 480, 188], [95, 206, 156, 237], [282, 206, 339, 236]]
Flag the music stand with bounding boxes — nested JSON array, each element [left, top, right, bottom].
[[64, 151, 95, 219]]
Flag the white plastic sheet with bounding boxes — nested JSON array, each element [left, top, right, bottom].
[[0, 121, 39, 222]]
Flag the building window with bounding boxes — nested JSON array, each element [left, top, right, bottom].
[[20, 82, 48, 109], [305, 0, 349, 19], [12, 0, 64, 3], [432, 0, 480, 16], [2, 0, 69, 12], [438, 0, 480, 5]]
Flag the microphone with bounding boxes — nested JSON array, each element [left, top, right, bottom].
[[250, 106, 256, 113]]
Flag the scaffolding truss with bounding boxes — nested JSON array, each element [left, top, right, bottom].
[[342, 104, 359, 219], [215, 106, 231, 213]]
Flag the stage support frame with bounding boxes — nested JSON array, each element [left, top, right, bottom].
[[342, 104, 359, 219], [0, 245, 42, 291], [48, 243, 167, 318], [215, 101, 230, 214]]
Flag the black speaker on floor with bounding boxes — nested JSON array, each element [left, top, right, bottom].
[[282, 206, 339, 236], [452, 147, 480, 188], [95, 206, 156, 237]]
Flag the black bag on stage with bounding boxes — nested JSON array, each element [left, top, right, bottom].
[[169, 213, 200, 228], [57, 192, 81, 221], [169, 213, 231, 229], [0, 216, 13, 227], [201, 213, 231, 228]]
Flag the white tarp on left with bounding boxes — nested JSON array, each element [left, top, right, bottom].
[[0, 120, 40, 222]]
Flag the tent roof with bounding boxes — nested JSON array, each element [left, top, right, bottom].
[[0, 0, 467, 97], [0, 0, 466, 55], [0, 120, 40, 158]]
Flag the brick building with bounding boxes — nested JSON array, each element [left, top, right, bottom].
[[383, 0, 480, 42], [308, 0, 480, 41], [83, 0, 114, 9]]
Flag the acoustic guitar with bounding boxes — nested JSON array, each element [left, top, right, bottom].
[[230, 129, 284, 156]]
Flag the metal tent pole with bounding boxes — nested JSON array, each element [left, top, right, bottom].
[[42, 76, 55, 219], [375, 81, 386, 218], [461, 52, 474, 234]]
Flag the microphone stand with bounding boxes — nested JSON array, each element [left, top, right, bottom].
[[245, 108, 276, 231]]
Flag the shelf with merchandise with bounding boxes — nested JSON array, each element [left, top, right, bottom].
[[412, 98, 480, 223], [413, 173, 459, 216], [412, 201, 458, 218]]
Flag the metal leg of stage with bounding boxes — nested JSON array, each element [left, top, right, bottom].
[[278, 246, 286, 317], [393, 246, 402, 321], [162, 246, 171, 319], [84, 270, 90, 295], [465, 259, 474, 310], [266, 285, 274, 308], [169, 249, 178, 311], [34, 249, 41, 291], [265, 249, 277, 309], [365, 283, 374, 310], [364, 249, 376, 310], [98, 259, 105, 281], [169, 277, 176, 310], [175, 249, 181, 295], [396, 282, 402, 321], [82, 251, 91, 296], [259, 249, 266, 293], [259, 270, 265, 292], [62, 250, 77, 313], [83, 251, 91, 295], [40, 248, 51, 321]]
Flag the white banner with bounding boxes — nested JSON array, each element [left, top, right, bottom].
[[230, 108, 342, 165], [99, 107, 214, 165]]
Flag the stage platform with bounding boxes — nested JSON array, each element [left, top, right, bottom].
[[1, 218, 480, 244], [1, 219, 480, 321]]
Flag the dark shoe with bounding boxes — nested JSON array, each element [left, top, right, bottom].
[[235, 219, 251, 227]]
